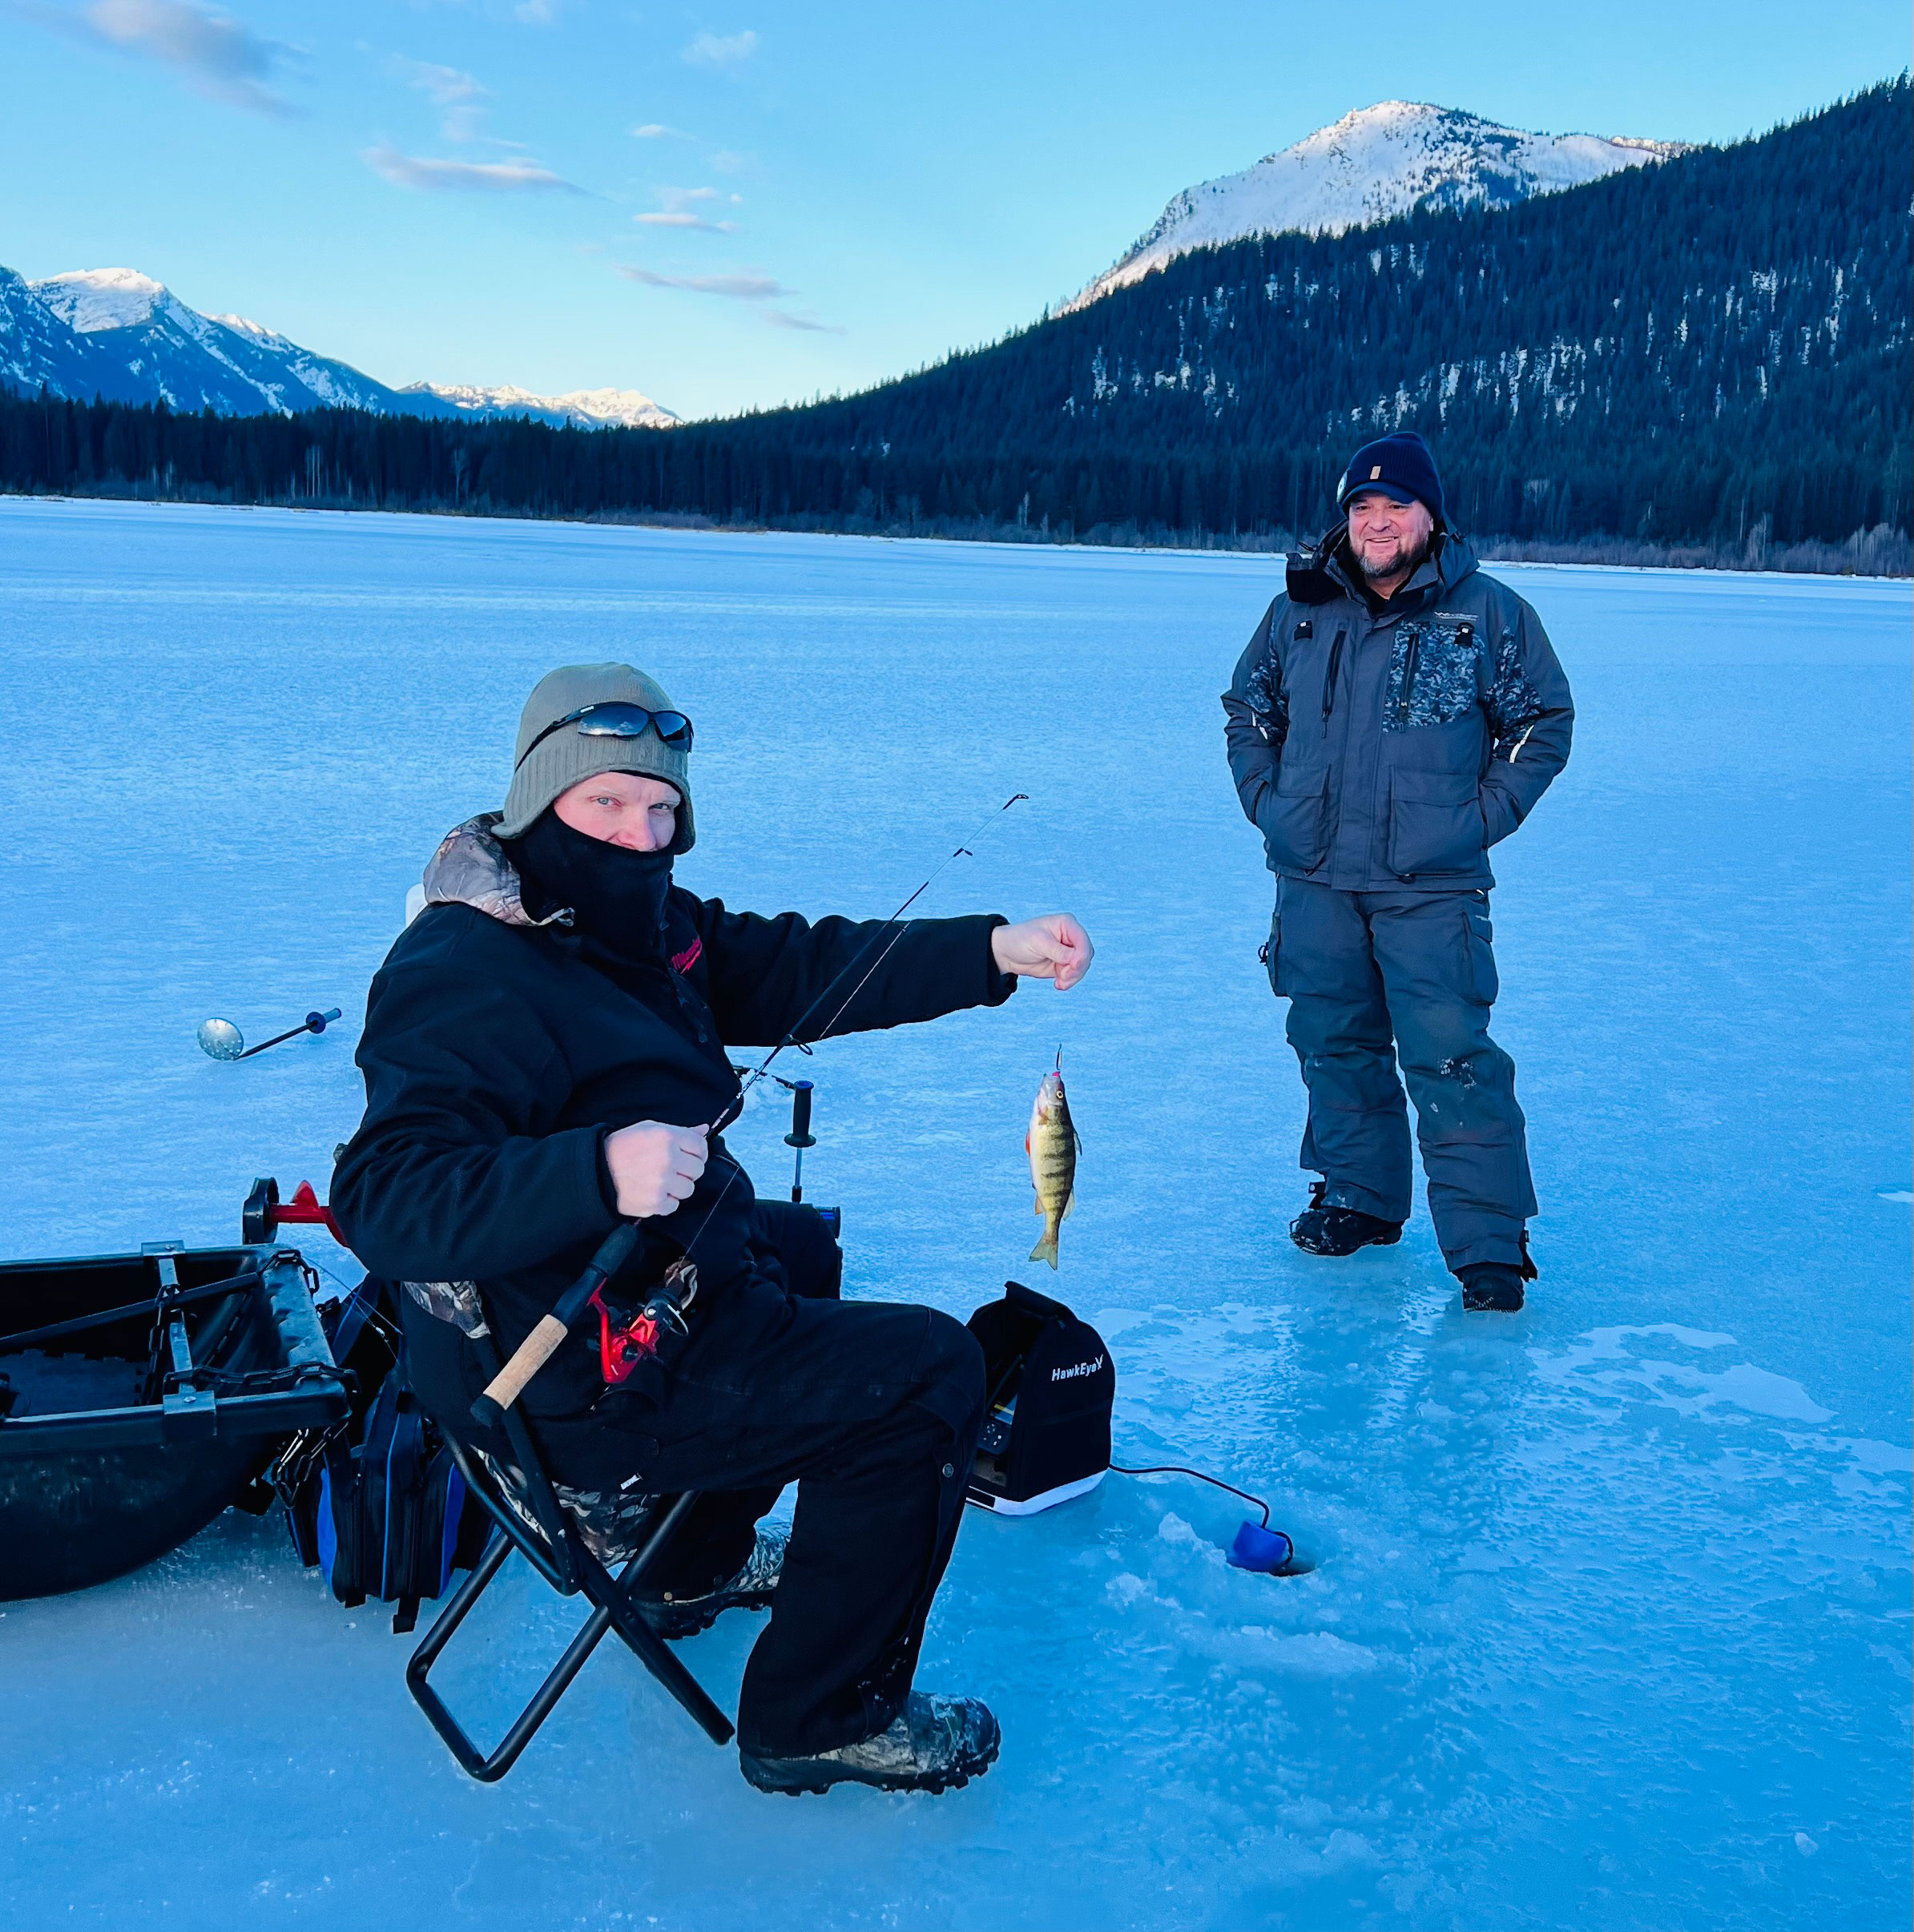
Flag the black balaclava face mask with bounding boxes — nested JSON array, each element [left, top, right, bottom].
[[510, 807, 674, 962]]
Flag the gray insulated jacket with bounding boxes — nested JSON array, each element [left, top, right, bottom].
[[1223, 529, 1574, 892]]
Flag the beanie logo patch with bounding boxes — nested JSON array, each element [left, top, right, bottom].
[[1370, 465, 1382, 480]]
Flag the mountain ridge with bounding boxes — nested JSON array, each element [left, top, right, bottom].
[[1, 266, 678, 429]]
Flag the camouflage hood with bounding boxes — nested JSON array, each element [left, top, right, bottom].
[[419, 814, 572, 930]]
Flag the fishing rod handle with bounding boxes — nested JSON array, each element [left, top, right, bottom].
[[469, 1220, 641, 1429], [785, 1080, 815, 1148]]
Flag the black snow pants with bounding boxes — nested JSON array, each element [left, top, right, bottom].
[[406, 1199, 988, 1762], [622, 1201, 987, 1759], [1269, 879, 1537, 1274]]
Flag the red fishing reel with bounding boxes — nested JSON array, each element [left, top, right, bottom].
[[587, 1258, 699, 1386], [588, 1286, 663, 1384]]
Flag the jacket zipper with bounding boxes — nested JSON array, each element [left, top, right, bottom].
[[1394, 628, 1422, 726], [655, 903, 710, 1045], [666, 964, 709, 1044], [1320, 626, 1348, 734]]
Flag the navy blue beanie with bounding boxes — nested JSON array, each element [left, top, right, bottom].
[[1337, 431, 1446, 529]]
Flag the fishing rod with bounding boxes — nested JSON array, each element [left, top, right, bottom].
[[470, 793, 1030, 1430]]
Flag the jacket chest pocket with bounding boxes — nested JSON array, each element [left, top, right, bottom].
[[1384, 619, 1482, 731], [1387, 769, 1485, 879]]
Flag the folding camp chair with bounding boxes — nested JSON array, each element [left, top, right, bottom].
[[405, 1355, 733, 1783]]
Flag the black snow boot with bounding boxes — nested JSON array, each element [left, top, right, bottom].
[[739, 1692, 1001, 1797], [1459, 1264, 1528, 1313], [1289, 1182, 1403, 1258], [637, 1525, 786, 1639]]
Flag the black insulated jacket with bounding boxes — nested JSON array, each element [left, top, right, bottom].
[[1223, 529, 1574, 891]]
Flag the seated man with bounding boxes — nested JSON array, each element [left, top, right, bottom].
[[332, 662, 1092, 1796]]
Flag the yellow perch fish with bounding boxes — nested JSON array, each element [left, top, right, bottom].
[[1026, 1061, 1078, 1270]]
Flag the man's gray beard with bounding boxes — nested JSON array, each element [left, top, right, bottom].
[[1359, 531, 1432, 584]]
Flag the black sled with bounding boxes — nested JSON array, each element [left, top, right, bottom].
[[0, 1240, 348, 1600]]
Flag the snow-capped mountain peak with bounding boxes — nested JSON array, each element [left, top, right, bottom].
[[1070, 100, 1686, 309], [209, 312, 293, 346], [398, 381, 679, 431], [33, 267, 175, 334]]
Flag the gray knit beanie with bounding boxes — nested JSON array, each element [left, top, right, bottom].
[[498, 662, 695, 851]]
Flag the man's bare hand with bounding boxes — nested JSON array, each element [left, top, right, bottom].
[[990, 915, 1094, 992], [604, 1121, 708, 1218]]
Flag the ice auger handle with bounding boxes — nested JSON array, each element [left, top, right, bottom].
[[784, 1081, 815, 1150], [784, 1080, 816, 1204]]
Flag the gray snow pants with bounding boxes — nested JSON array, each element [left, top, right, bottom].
[[1267, 879, 1537, 1274]]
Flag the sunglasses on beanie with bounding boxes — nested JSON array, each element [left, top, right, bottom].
[[516, 702, 695, 768]]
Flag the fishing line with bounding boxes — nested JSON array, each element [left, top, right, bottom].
[[711, 791, 1029, 1135]]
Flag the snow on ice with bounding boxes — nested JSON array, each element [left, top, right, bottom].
[[0, 500, 1906, 1930]]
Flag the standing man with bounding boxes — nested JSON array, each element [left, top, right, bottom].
[[1221, 433, 1573, 1311]]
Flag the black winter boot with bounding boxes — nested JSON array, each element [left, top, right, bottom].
[[1289, 1182, 1403, 1258], [1459, 1264, 1526, 1313], [739, 1692, 1001, 1797]]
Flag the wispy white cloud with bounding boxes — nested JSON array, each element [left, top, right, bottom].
[[632, 184, 738, 231], [386, 55, 487, 141], [618, 265, 838, 332], [681, 27, 756, 69], [631, 123, 691, 140], [709, 148, 756, 175], [364, 143, 582, 192], [618, 266, 787, 301], [764, 308, 845, 335], [634, 211, 736, 231], [50, 0, 300, 116], [514, 0, 556, 22]]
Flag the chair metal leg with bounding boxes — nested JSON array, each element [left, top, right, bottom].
[[582, 1492, 735, 1747], [405, 1495, 735, 1781]]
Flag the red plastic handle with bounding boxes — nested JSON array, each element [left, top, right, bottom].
[[269, 1180, 348, 1243]]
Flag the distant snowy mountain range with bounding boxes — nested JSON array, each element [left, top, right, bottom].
[[1068, 101, 1686, 309], [1, 103, 1686, 429], [0, 265, 678, 429]]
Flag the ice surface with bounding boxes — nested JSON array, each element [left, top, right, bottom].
[[0, 500, 1906, 1930]]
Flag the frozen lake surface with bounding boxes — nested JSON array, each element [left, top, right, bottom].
[[0, 498, 1908, 1930]]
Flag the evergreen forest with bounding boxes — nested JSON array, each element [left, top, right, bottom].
[[2, 78, 1907, 566]]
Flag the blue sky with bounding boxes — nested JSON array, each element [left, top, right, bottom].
[[0, 1, 1904, 419]]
